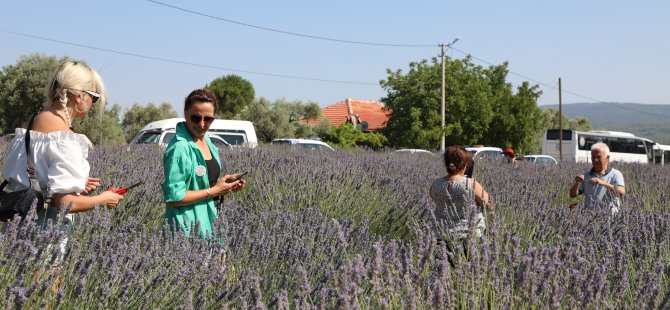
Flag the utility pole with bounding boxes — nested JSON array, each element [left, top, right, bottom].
[[558, 78, 563, 161], [440, 37, 459, 153]]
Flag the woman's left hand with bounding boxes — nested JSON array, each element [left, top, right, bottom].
[[231, 178, 245, 192], [81, 177, 101, 196]]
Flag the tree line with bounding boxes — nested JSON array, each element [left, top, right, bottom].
[[0, 53, 590, 153]]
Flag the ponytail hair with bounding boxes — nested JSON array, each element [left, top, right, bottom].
[[444, 145, 473, 175]]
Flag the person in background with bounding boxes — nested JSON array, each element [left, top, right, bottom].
[[429, 145, 492, 240], [569, 142, 625, 212], [503, 148, 517, 165], [162, 89, 245, 239]]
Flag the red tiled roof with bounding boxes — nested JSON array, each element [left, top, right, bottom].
[[300, 98, 390, 131]]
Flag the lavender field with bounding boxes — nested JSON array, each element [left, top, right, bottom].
[[1, 140, 670, 309]]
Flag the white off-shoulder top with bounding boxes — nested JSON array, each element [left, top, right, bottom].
[[2, 128, 92, 197]]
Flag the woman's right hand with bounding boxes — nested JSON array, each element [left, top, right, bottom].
[[100, 190, 124, 209]]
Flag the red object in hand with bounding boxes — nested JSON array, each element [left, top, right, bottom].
[[107, 181, 143, 195]]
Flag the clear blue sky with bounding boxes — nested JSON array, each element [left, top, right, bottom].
[[1, 0, 669, 114]]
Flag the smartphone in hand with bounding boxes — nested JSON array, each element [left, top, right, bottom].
[[229, 171, 248, 182]]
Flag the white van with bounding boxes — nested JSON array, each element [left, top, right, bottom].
[[129, 118, 258, 148], [271, 138, 335, 151]]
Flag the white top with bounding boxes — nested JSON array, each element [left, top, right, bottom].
[[2, 128, 92, 196]]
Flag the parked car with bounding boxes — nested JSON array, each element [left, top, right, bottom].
[[521, 155, 558, 165], [271, 138, 335, 152], [159, 129, 230, 149], [392, 149, 435, 155], [391, 149, 436, 158], [465, 146, 504, 160], [129, 118, 258, 148]]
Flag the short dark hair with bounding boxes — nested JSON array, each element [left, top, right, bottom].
[[443, 146, 473, 175], [184, 89, 217, 113]]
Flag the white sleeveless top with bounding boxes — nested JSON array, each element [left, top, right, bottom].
[[2, 128, 91, 196]]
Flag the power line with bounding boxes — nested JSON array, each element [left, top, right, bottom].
[[146, 0, 437, 47], [2, 28, 666, 119], [147, 1, 667, 119], [0, 29, 378, 86]]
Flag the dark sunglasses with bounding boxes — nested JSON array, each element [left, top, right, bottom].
[[71, 89, 100, 103], [84, 90, 100, 103], [190, 114, 215, 124]]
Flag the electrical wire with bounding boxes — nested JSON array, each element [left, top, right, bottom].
[[147, 1, 668, 119], [0, 29, 378, 86], [2, 27, 666, 119], [146, 0, 437, 47]]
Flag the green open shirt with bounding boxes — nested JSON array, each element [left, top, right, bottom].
[[162, 122, 222, 239]]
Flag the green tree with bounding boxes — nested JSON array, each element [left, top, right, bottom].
[[274, 99, 308, 122], [570, 116, 592, 131], [313, 118, 335, 142], [239, 97, 295, 143], [541, 108, 592, 131], [121, 102, 178, 142], [330, 124, 361, 148], [205, 75, 255, 119], [273, 99, 321, 138], [480, 61, 544, 154], [72, 102, 126, 145], [380, 57, 494, 149], [303, 102, 322, 125], [0, 54, 65, 133], [324, 123, 388, 149], [238, 98, 326, 142], [294, 123, 313, 138]]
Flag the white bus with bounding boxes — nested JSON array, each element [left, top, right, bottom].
[[654, 143, 670, 166], [542, 129, 655, 163]]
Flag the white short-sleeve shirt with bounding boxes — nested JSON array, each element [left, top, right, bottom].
[[2, 128, 92, 197]]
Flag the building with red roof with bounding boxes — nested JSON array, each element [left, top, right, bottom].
[[300, 98, 390, 132]]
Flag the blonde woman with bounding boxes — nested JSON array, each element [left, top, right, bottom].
[[2, 60, 124, 227]]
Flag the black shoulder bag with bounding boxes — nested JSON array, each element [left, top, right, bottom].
[[0, 116, 48, 222]]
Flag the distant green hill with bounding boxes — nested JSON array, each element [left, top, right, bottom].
[[541, 102, 670, 144]]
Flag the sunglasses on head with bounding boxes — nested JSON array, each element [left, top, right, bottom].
[[190, 114, 215, 124]]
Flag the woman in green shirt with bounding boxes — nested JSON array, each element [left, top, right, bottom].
[[161, 89, 245, 238]]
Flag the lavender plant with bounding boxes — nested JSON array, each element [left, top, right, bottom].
[[0, 141, 669, 308]]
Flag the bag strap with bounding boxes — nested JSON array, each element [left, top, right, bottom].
[[25, 115, 36, 179], [23, 115, 51, 218]]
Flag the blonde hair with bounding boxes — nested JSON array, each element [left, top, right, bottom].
[[44, 60, 106, 126]]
